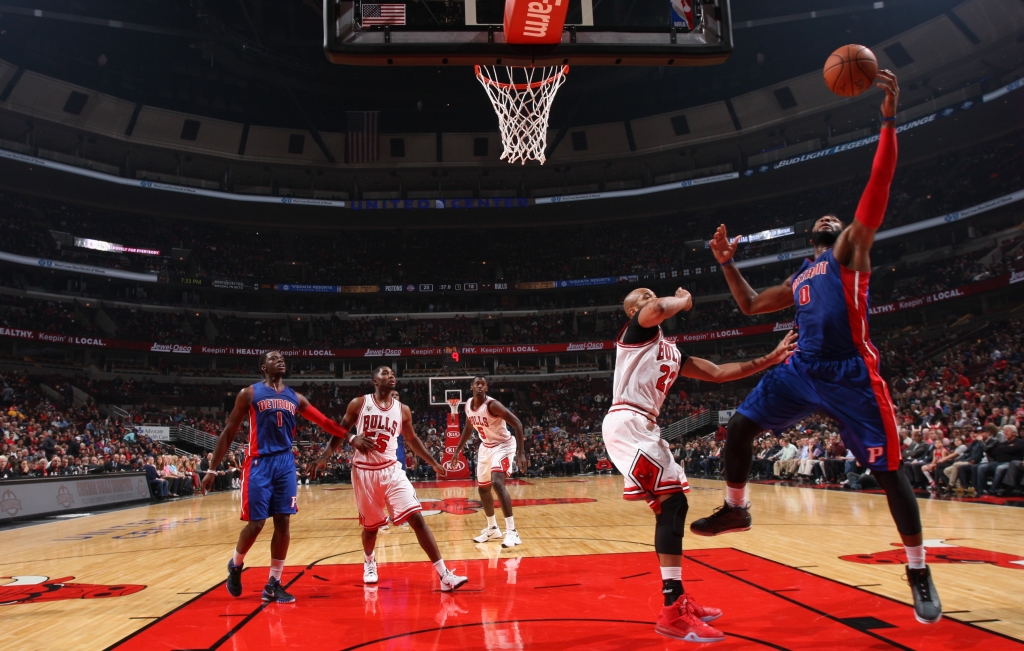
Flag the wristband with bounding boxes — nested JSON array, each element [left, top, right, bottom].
[[346, 433, 356, 444], [720, 258, 735, 267], [880, 116, 896, 122]]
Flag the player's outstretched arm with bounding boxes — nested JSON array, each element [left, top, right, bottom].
[[400, 404, 448, 477], [489, 400, 529, 470], [202, 386, 253, 494], [709, 224, 795, 315], [637, 287, 693, 328], [310, 397, 366, 480], [680, 331, 797, 383], [834, 70, 899, 272]]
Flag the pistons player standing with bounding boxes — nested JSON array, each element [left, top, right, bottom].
[[453, 376, 528, 548], [689, 72, 943, 625], [604, 287, 797, 643], [203, 351, 348, 603], [311, 366, 468, 592]]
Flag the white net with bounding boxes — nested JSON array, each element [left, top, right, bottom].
[[475, 65, 569, 165]]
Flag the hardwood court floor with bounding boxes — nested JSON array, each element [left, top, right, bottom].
[[1, 476, 1022, 650]]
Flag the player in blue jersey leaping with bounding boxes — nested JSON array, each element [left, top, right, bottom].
[[689, 71, 941, 625], [203, 350, 348, 604]]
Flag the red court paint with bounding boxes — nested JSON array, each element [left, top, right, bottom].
[[109, 549, 1020, 650], [410, 479, 532, 489]]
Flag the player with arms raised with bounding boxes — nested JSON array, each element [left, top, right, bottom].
[[689, 72, 942, 625], [604, 287, 797, 643], [453, 376, 528, 548], [203, 350, 349, 603], [310, 366, 468, 592]]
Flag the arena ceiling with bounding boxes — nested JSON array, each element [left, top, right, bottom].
[[0, 0, 966, 134]]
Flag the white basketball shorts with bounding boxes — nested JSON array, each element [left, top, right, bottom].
[[477, 438, 517, 486], [602, 409, 689, 509], [352, 461, 421, 530]]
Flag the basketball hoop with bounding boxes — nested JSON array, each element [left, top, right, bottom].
[[446, 397, 461, 415], [475, 65, 569, 165]]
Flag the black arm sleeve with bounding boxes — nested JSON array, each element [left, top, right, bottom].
[[620, 312, 660, 345]]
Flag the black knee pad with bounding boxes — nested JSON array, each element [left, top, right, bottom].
[[655, 492, 688, 555]]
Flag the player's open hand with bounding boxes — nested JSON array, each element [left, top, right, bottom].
[[710, 224, 741, 264], [766, 330, 798, 365], [875, 69, 899, 119], [308, 456, 328, 481], [435, 462, 449, 479], [201, 472, 216, 496]]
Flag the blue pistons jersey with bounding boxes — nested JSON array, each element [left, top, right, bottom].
[[737, 247, 903, 472], [247, 382, 299, 458], [790, 248, 870, 359]]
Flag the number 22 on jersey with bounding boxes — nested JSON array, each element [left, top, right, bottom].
[[655, 340, 680, 394]]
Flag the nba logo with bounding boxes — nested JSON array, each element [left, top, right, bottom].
[[669, 0, 693, 30]]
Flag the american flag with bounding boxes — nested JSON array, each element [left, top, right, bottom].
[[346, 111, 379, 163], [361, 3, 406, 26]]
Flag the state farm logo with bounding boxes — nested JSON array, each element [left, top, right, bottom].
[[773, 321, 795, 331], [1, 489, 22, 516], [1011, 270, 1024, 285], [566, 342, 604, 351], [56, 485, 74, 509], [363, 349, 402, 357]]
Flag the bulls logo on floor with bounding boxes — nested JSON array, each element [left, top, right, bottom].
[[420, 496, 596, 516], [0, 575, 145, 606], [842, 539, 1024, 570]]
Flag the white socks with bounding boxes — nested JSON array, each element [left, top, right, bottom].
[[486, 515, 497, 529], [505, 516, 515, 531], [364, 552, 375, 564], [433, 559, 448, 577], [905, 545, 926, 569], [231, 549, 246, 567], [726, 485, 749, 508], [660, 566, 682, 581], [269, 558, 285, 581]]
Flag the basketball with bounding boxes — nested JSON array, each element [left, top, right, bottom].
[[823, 44, 878, 97]]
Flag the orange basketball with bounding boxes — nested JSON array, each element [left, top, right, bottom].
[[823, 45, 878, 97]]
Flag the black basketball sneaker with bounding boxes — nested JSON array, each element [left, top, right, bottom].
[[262, 577, 296, 604], [905, 566, 942, 624], [226, 560, 243, 597], [689, 501, 752, 537]]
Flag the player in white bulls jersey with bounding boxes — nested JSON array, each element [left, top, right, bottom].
[[311, 366, 468, 592], [453, 376, 527, 548], [603, 287, 796, 643]]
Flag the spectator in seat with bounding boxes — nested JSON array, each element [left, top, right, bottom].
[[0, 455, 11, 479], [771, 436, 798, 478], [978, 425, 1024, 496], [144, 456, 169, 499]]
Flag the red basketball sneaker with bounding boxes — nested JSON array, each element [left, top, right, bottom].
[[655, 595, 726, 643], [684, 593, 723, 623]]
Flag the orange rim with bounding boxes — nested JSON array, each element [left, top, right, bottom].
[[474, 65, 569, 91]]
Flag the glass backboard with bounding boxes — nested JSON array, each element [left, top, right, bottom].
[[324, 0, 733, 66]]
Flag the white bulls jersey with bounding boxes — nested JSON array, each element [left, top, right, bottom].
[[353, 394, 402, 470], [465, 397, 512, 445], [610, 319, 687, 420]]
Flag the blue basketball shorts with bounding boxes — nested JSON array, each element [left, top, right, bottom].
[[240, 451, 297, 521], [737, 351, 902, 472]]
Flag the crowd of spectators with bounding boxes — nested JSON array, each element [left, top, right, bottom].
[[1, 233, 1019, 356], [0, 134, 1020, 288]]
